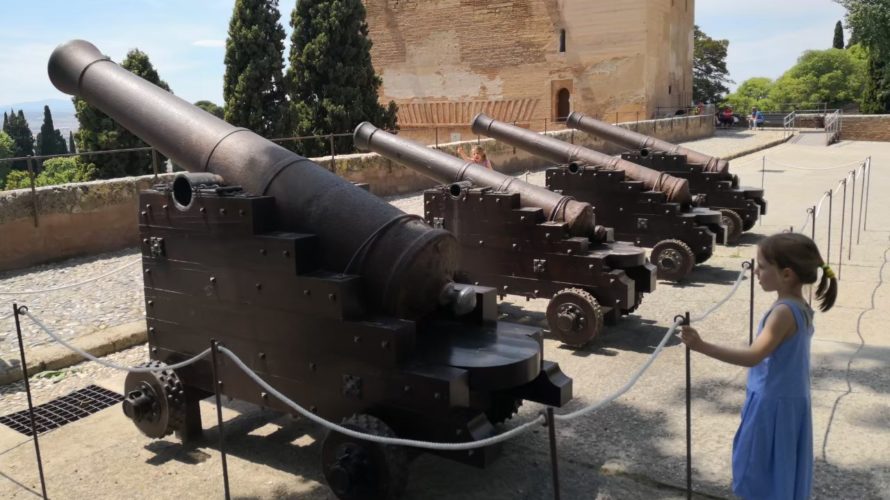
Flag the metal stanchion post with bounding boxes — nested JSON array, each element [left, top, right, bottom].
[[546, 407, 561, 500], [839, 179, 846, 280], [863, 157, 871, 231], [13, 304, 49, 500], [827, 191, 833, 265], [809, 206, 816, 305], [849, 170, 856, 260], [857, 163, 865, 244], [210, 340, 232, 500], [151, 148, 159, 179], [760, 157, 766, 225], [674, 311, 692, 500], [435, 127, 438, 149], [742, 260, 755, 345], [329, 134, 336, 173]]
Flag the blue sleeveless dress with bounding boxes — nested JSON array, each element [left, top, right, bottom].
[[732, 299, 814, 499]]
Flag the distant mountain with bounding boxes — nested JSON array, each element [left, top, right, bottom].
[[0, 98, 78, 136]]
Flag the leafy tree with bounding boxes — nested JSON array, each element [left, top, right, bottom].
[[223, 0, 288, 137], [693, 25, 733, 104], [68, 130, 76, 153], [0, 130, 14, 187], [286, 0, 397, 157], [768, 48, 867, 109], [834, 21, 845, 49], [36, 105, 68, 157], [837, 0, 890, 111], [2, 110, 35, 170], [195, 100, 225, 119], [724, 77, 776, 113], [4, 156, 97, 190], [74, 48, 170, 178]]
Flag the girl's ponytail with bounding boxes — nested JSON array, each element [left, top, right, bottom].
[[815, 264, 837, 312]]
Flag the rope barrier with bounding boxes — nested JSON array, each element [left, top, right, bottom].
[[20, 263, 751, 449], [0, 259, 141, 296], [766, 157, 866, 171]]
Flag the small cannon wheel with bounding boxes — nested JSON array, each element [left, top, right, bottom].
[[622, 291, 646, 314], [651, 239, 695, 281], [322, 414, 408, 500], [720, 209, 744, 244], [486, 394, 524, 425], [546, 288, 604, 347], [121, 360, 185, 439]]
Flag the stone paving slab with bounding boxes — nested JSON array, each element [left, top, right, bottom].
[[1, 133, 888, 499]]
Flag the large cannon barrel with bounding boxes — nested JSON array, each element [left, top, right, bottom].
[[565, 112, 729, 174], [471, 114, 692, 205], [353, 122, 598, 237], [48, 40, 460, 318]]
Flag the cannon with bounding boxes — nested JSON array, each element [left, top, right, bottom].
[[471, 114, 727, 281], [566, 112, 767, 239], [354, 123, 657, 347], [49, 39, 573, 500]]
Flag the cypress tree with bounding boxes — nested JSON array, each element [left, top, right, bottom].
[[74, 49, 171, 178], [3, 110, 35, 170], [2, 112, 7, 133], [834, 21, 845, 49], [68, 130, 76, 154], [286, 0, 398, 157], [223, 0, 288, 138], [36, 105, 68, 157]]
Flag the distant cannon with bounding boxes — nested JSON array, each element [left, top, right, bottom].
[[471, 114, 727, 280], [355, 122, 657, 346], [49, 39, 573, 500], [566, 112, 767, 238]]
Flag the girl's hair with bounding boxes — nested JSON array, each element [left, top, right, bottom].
[[758, 233, 837, 311], [472, 146, 487, 160]]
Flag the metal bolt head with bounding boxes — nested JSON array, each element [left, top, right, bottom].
[[162, 204, 168, 210], [255, 283, 262, 290], [260, 392, 268, 399], [219, 208, 226, 215], [258, 352, 266, 359], [353, 336, 361, 343], [309, 362, 316, 371], [282, 250, 290, 257], [328, 293, 336, 302], [209, 276, 216, 284], [303, 289, 311, 296], [199, 207, 206, 213], [259, 248, 267, 256], [381, 340, 389, 349]]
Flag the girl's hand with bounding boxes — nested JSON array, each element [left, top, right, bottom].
[[678, 325, 703, 351]]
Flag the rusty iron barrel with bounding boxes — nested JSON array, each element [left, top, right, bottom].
[[471, 114, 692, 205], [565, 111, 730, 174], [48, 39, 459, 318], [353, 122, 599, 238]]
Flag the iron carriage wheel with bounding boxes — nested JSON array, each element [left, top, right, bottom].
[[121, 360, 186, 438], [485, 393, 524, 425], [546, 288, 604, 347], [322, 414, 408, 500], [651, 239, 695, 281], [720, 209, 744, 244]]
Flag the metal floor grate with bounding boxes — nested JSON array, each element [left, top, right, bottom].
[[0, 385, 123, 436]]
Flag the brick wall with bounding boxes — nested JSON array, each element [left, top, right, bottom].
[[0, 114, 713, 271], [840, 115, 890, 142]]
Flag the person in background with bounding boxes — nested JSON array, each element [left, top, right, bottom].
[[718, 106, 735, 128], [457, 145, 493, 170], [679, 233, 837, 500], [749, 107, 765, 130]]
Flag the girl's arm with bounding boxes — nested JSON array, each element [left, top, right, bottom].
[[679, 304, 796, 367]]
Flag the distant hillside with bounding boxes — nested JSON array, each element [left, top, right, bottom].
[[1, 98, 78, 136]]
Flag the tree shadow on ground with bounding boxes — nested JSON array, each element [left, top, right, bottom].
[[0, 247, 139, 281]]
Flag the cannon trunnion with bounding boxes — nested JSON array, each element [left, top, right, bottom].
[[424, 182, 656, 346], [130, 179, 572, 499], [620, 150, 767, 236], [545, 163, 727, 280]]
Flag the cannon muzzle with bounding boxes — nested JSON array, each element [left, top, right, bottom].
[[565, 112, 730, 174], [48, 39, 461, 318], [354, 122, 600, 238], [471, 114, 692, 205]]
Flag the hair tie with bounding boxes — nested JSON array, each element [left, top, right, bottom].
[[822, 264, 836, 279]]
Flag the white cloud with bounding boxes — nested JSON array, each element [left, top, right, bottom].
[[192, 39, 225, 48]]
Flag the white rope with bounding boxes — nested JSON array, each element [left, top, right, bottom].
[[0, 258, 141, 296], [24, 311, 209, 372], [557, 264, 750, 421], [814, 191, 831, 218], [219, 346, 546, 451], [766, 157, 866, 171]]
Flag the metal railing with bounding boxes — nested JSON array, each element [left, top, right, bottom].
[[825, 109, 842, 145], [783, 111, 797, 138]]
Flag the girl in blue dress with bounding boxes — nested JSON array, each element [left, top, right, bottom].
[[679, 233, 838, 499]]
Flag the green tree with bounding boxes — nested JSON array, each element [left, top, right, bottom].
[[693, 25, 733, 104], [223, 0, 288, 137], [286, 0, 398, 157], [724, 77, 776, 113], [768, 48, 867, 109], [2, 110, 35, 170], [36, 105, 68, 157], [0, 130, 14, 187], [834, 21, 845, 49], [74, 48, 170, 178], [195, 100, 225, 119], [68, 130, 76, 153], [838, 0, 890, 111], [4, 156, 97, 190]]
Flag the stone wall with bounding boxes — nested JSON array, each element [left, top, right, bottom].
[[0, 114, 712, 271], [840, 115, 890, 142]]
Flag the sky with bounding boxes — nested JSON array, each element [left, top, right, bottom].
[[0, 0, 851, 109]]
